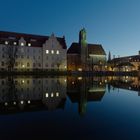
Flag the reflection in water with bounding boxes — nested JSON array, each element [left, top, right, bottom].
[[108, 76, 140, 95], [0, 76, 67, 113], [0, 76, 140, 115], [67, 77, 106, 116]]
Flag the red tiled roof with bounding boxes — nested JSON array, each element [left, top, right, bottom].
[[0, 31, 67, 49]]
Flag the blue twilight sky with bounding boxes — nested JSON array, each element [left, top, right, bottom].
[[0, 0, 140, 57]]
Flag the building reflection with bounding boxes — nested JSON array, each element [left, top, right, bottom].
[[0, 76, 67, 113], [67, 76, 106, 116], [108, 76, 140, 95]]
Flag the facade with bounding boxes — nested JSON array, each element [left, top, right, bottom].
[[0, 31, 67, 71], [108, 51, 140, 71], [67, 28, 106, 71]]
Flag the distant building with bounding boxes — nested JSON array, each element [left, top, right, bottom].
[[108, 51, 140, 71], [67, 28, 106, 71], [0, 31, 67, 71]]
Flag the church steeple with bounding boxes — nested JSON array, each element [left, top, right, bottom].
[[79, 28, 87, 46], [79, 28, 88, 70]]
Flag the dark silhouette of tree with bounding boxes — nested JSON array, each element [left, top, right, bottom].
[[5, 44, 18, 71]]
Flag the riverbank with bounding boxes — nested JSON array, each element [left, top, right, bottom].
[[0, 70, 138, 76]]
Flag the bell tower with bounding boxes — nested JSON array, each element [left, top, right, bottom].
[[79, 28, 88, 70]]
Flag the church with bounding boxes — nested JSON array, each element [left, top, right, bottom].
[[67, 28, 106, 71]]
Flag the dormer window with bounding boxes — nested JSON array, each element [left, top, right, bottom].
[[51, 50, 54, 54], [5, 41, 8, 45]]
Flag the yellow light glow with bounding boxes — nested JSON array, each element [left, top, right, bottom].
[[78, 68, 82, 71], [22, 65, 25, 68], [78, 77, 82, 80]]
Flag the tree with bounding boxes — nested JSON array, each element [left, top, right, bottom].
[[5, 44, 19, 71]]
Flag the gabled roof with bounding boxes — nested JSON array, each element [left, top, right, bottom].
[[67, 42, 80, 54], [88, 44, 106, 55], [67, 42, 106, 55], [0, 31, 67, 49]]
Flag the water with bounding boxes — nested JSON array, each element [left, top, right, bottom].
[[0, 76, 140, 140]]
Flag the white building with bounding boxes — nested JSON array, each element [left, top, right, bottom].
[[0, 31, 67, 71]]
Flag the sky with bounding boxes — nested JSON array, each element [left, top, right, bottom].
[[0, 0, 140, 57]]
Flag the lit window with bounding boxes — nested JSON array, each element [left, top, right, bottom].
[[28, 43, 31, 46], [14, 42, 17, 45], [51, 93, 54, 97], [28, 100, 31, 104], [51, 50, 54, 54], [5, 41, 8, 45], [5, 102, 8, 106], [56, 92, 59, 97], [20, 101, 24, 104], [56, 50, 59, 54], [22, 80, 25, 84], [46, 50, 49, 54], [13, 102, 16, 105], [21, 42, 24, 46], [46, 93, 49, 98]]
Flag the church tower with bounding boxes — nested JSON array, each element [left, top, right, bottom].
[[79, 28, 88, 70]]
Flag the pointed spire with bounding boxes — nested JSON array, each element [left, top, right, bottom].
[[108, 51, 111, 62]]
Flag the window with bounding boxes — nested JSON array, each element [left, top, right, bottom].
[[51, 50, 54, 54], [5, 41, 8, 45], [33, 63, 36, 67], [1, 62, 4, 66], [38, 56, 40, 59], [46, 50, 49, 54], [46, 93, 49, 98], [28, 43, 31, 46], [46, 64, 48, 67], [46, 56, 48, 60], [21, 42, 24, 46], [14, 42, 17, 45], [38, 63, 41, 67], [15, 62, 18, 66], [56, 50, 59, 54], [27, 56, 29, 59], [56, 92, 59, 97], [51, 63, 54, 67], [27, 62, 30, 67]]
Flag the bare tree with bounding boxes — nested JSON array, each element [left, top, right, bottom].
[[5, 44, 18, 71]]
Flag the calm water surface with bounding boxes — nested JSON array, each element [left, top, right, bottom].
[[0, 76, 140, 140]]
